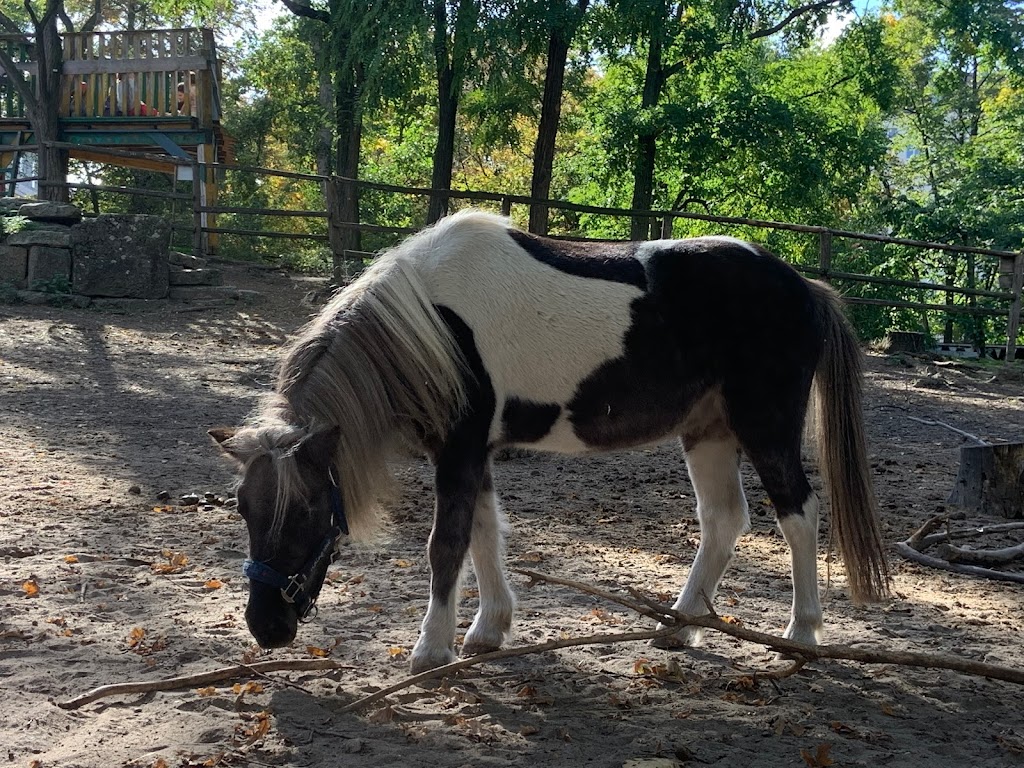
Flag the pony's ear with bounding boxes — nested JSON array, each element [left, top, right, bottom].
[[297, 426, 341, 468], [209, 427, 245, 467]]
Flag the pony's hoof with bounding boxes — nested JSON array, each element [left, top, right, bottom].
[[651, 624, 704, 649], [783, 620, 823, 647], [462, 638, 502, 657], [409, 647, 456, 674]]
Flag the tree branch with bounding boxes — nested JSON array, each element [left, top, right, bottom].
[[277, 0, 329, 24], [0, 47, 38, 112], [57, 659, 351, 710], [748, 0, 844, 40], [0, 10, 28, 34]]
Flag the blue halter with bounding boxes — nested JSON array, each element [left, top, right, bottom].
[[242, 479, 349, 620]]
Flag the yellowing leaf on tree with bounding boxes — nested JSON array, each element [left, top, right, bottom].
[[127, 627, 146, 648], [306, 645, 330, 658], [22, 579, 40, 597], [64, 554, 79, 564], [800, 743, 834, 767], [203, 579, 223, 590]]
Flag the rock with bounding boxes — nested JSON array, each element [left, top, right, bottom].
[[168, 268, 223, 286], [128, 485, 142, 495], [180, 493, 201, 505], [71, 215, 170, 299], [7, 230, 73, 248], [26, 246, 71, 286], [0, 197, 33, 213], [168, 285, 260, 302], [16, 290, 51, 305], [90, 297, 165, 312], [156, 490, 171, 501], [169, 250, 207, 269], [0, 245, 28, 289], [18, 201, 83, 224]]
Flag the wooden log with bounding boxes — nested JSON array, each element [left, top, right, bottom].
[[947, 442, 1024, 519]]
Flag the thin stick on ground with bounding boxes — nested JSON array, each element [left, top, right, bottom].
[[57, 659, 351, 710], [906, 416, 990, 446]]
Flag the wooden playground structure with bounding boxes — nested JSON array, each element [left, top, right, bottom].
[[0, 27, 231, 248]]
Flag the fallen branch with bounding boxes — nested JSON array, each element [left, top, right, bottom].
[[935, 541, 1024, 567], [57, 658, 351, 710], [897, 515, 1024, 584], [916, 521, 1024, 550], [341, 626, 680, 713], [344, 569, 1024, 713], [516, 569, 1024, 685]]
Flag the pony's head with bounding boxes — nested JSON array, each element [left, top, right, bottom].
[[209, 424, 344, 649]]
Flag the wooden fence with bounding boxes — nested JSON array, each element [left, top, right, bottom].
[[1, 143, 1021, 358]]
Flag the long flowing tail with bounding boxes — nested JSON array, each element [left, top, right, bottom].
[[809, 281, 889, 602]]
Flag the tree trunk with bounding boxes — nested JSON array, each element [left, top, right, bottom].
[[331, 68, 362, 276], [529, 0, 589, 235], [429, 67, 457, 224], [30, 11, 69, 202], [948, 443, 1024, 519], [630, 12, 665, 240]]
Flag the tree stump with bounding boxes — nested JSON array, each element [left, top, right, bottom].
[[947, 443, 1024, 519]]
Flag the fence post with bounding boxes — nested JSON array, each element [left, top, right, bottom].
[[191, 159, 203, 257], [818, 230, 832, 281], [1005, 252, 1024, 361], [500, 196, 512, 217], [660, 214, 674, 240]]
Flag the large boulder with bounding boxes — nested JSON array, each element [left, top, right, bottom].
[[71, 215, 171, 299]]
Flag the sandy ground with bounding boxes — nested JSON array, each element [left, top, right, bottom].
[[1, 263, 1023, 768]]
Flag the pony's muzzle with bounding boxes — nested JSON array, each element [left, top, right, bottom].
[[245, 583, 299, 648]]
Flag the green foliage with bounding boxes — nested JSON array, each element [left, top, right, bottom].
[[0, 215, 28, 237], [31, 275, 72, 295]]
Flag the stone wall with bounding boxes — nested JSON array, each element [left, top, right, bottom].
[[0, 200, 171, 302]]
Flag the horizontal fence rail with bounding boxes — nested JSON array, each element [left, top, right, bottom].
[[3, 143, 1021, 358]]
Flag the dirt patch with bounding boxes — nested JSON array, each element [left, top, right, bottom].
[[2, 263, 1022, 768]]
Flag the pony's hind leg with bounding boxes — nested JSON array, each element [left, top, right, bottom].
[[462, 465, 515, 656], [411, 447, 485, 674], [653, 436, 749, 648], [745, 444, 823, 645]]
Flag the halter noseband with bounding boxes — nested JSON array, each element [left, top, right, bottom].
[[242, 473, 349, 620]]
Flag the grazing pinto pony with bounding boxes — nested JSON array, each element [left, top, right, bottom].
[[211, 210, 888, 673]]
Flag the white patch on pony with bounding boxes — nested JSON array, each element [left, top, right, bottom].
[[463, 487, 515, 655], [778, 493, 824, 644], [636, 235, 762, 261], [408, 211, 644, 450], [652, 436, 749, 648]]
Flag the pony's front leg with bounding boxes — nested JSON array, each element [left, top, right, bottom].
[[410, 448, 485, 674], [463, 465, 515, 656]]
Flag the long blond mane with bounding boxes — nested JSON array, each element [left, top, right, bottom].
[[253, 242, 470, 538]]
